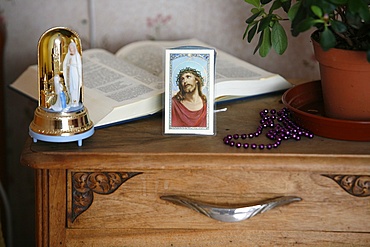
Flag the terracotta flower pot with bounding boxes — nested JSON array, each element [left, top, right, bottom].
[[312, 39, 370, 121]]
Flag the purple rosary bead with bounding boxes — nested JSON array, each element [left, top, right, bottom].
[[223, 107, 314, 151]]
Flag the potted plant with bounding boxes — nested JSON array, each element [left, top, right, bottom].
[[242, 0, 370, 120]]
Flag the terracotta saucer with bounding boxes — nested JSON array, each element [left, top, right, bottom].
[[282, 80, 370, 141]]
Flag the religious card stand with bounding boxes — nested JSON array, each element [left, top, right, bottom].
[[164, 46, 216, 135], [29, 27, 94, 146]]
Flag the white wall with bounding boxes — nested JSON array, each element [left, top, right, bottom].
[[3, 0, 319, 85]]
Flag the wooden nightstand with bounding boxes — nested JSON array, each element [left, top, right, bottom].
[[21, 91, 370, 246]]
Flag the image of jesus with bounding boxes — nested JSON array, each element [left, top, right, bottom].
[[171, 67, 207, 127]]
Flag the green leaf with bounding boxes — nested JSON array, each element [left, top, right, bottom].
[[328, 0, 347, 4], [294, 17, 317, 34], [281, 0, 292, 13], [287, 2, 300, 21], [345, 11, 363, 29], [348, 0, 370, 22], [314, 1, 336, 14], [330, 20, 347, 33], [259, 28, 272, 57], [272, 22, 288, 54], [261, 0, 273, 4], [253, 33, 263, 54], [246, 11, 261, 24], [247, 23, 259, 42], [251, 7, 261, 14], [258, 15, 273, 33], [245, 0, 260, 7], [310, 5, 323, 18], [320, 27, 336, 50], [243, 25, 249, 40], [348, 0, 362, 12], [269, 0, 282, 14]]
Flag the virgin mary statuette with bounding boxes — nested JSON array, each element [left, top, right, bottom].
[[29, 27, 94, 146]]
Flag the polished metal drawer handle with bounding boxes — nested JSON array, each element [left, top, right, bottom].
[[161, 195, 301, 223]]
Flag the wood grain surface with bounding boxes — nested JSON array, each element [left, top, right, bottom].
[[21, 92, 370, 246]]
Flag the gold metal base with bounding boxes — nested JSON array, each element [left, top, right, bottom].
[[30, 106, 94, 136]]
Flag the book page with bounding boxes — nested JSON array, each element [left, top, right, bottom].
[[11, 50, 164, 127], [214, 50, 291, 99], [10, 65, 38, 100], [115, 39, 291, 100], [115, 39, 270, 80], [115, 39, 205, 78], [115, 41, 166, 77], [82, 49, 163, 124]]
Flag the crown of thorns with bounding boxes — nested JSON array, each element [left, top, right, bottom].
[[176, 67, 204, 86]]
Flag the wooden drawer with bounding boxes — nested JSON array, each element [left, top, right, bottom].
[[24, 93, 370, 246], [66, 167, 370, 242]]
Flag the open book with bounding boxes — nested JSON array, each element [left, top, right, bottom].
[[11, 39, 292, 128]]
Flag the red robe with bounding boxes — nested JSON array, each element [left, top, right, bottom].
[[171, 97, 207, 127]]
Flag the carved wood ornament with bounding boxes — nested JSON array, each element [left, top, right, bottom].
[[322, 174, 370, 197], [71, 172, 142, 222]]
